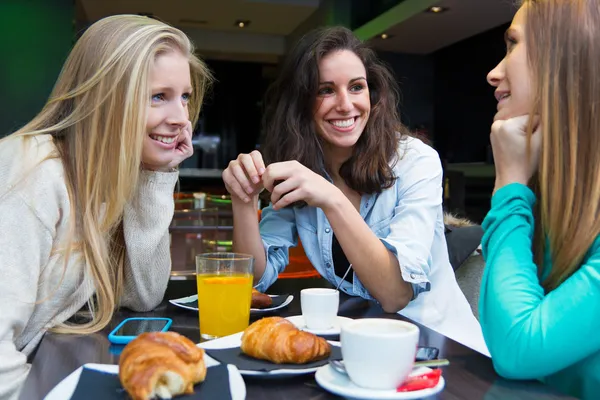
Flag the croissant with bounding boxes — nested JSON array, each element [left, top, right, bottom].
[[241, 316, 331, 364], [251, 288, 272, 309], [119, 331, 206, 400]]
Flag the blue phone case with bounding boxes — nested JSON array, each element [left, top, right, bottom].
[[107, 317, 172, 345]]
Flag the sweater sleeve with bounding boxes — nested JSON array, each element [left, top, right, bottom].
[[119, 170, 178, 311], [480, 183, 600, 380], [0, 192, 53, 400]]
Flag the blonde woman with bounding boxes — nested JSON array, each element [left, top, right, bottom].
[[482, 0, 600, 398], [0, 15, 212, 399]]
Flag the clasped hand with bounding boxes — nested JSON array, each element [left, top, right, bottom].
[[222, 150, 338, 210], [490, 114, 542, 192]]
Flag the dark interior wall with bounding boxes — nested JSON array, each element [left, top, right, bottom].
[[200, 59, 273, 167], [0, 0, 74, 137], [376, 51, 434, 134], [433, 23, 509, 163]]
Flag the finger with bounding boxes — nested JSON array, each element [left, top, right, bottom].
[[504, 114, 531, 134], [491, 119, 504, 135], [529, 115, 541, 133], [250, 150, 266, 176], [240, 154, 261, 185], [229, 161, 255, 197], [179, 121, 192, 142], [262, 162, 294, 192], [222, 168, 250, 202], [273, 188, 303, 210], [270, 177, 298, 205], [182, 127, 193, 154], [261, 165, 276, 193], [530, 117, 543, 146]]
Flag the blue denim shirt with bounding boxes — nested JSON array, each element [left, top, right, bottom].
[[255, 137, 488, 355], [255, 137, 439, 300]]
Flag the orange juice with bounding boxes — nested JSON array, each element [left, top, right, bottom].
[[196, 273, 253, 338]]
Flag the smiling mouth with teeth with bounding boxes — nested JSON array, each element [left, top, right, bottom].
[[329, 117, 356, 128], [150, 134, 177, 144]]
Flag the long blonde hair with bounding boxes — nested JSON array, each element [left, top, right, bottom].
[[5, 15, 212, 333], [523, 0, 600, 291]]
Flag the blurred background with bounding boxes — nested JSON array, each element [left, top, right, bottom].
[[0, 0, 516, 223]]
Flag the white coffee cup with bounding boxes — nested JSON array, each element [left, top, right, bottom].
[[300, 288, 339, 330], [341, 318, 419, 390]]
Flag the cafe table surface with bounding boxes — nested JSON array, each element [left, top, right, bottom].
[[21, 278, 575, 400]]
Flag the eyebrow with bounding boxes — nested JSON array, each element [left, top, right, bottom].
[[319, 77, 366, 85], [151, 86, 193, 92]]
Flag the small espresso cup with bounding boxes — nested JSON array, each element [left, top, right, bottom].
[[300, 288, 339, 330], [341, 319, 419, 390]]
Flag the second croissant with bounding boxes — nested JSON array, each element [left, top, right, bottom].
[[241, 316, 331, 364]]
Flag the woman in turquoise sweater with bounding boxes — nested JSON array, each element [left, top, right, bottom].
[[481, 0, 600, 398]]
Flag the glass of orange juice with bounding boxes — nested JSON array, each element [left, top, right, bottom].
[[195, 252, 254, 340]]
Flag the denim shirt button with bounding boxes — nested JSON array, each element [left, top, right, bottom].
[[410, 273, 417, 279], [325, 228, 331, 233], [326, 262, 331, 268]]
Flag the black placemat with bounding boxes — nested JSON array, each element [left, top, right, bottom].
[[69, 364, 231, 400], [205, 345, 342, 372], [177, 294, 290, 311]]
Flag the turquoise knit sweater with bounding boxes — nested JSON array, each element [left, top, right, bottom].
[[480, 183, 600, 399]]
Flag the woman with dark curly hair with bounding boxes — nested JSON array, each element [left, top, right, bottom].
[[222, 26, 486, 354]]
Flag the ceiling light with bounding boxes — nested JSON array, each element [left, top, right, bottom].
[[235, 20, 250, 28], [380, 33, 388, 39], [428, 6, 448, 13]]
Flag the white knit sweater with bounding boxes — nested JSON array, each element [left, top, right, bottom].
[[0, 135, 177, 399]]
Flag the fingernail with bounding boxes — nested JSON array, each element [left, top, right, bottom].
[[246, 187, 254, 194], [258, 168, 265, 175], [244, 197, 250, 202], [252, 176, 260, 184]]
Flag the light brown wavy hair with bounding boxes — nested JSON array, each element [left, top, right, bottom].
[[3, 15, 212, 333], [522, 0, 600, 291]]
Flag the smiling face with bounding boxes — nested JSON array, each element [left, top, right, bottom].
[[142, 50, 192, 170], [487, 6, 533, 121], [313, 50, 371, 157]]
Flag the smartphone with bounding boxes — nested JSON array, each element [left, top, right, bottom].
[[416, 346, 439, 361], [107, 317, 172, 345]]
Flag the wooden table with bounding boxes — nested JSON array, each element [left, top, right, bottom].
[[21, 279, 574, 400]]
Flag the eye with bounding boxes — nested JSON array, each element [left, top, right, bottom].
[[151, 93, 165, 103], [318, 87, 334, 96], [182, 92, 191, 102], [350, 84, 364, 92], [506, 36, 517, 52]]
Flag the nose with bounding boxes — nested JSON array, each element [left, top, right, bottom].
[[487, 58, 505, 87], [335, 91, 353, 114], [166, 99, 189, 127]]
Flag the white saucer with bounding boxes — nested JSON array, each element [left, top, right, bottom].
[[286, 315, 354, 335], [315, 365, 445, 400]]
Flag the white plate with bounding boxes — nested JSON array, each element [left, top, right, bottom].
[[315, 365, 445, 400], [44, 360, 246, 400], [169, 294, 294, 314], [286, 315, 354, 335], [199, 331, 340, 377]]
